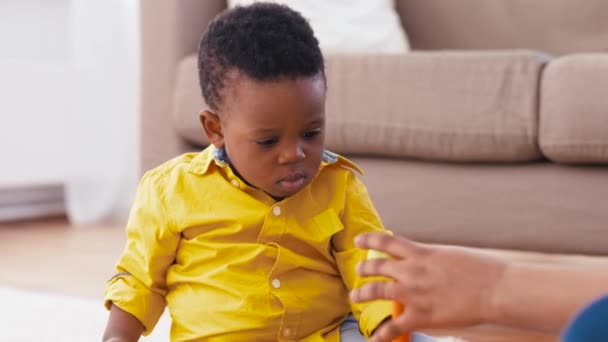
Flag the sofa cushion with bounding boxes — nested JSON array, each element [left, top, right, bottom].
[[540, 54, 608, 164], [324, 51, 546, 162], [227, 0, 409, 54], [353, 157, 608, 255], [173, 51, 546, 162], [396, 0, 608, 56]]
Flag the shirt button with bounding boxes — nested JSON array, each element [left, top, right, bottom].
[[283, 328, 292, 337], [271, 278, 281, 289], [273, 206, 281, 216], [230, 179, 239, 188]]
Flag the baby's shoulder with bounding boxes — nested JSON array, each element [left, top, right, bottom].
[[144, 152, 198, 176], [139, 152, 203, 190]]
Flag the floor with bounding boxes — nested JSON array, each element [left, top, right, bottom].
[[3, 217, 605, 341], [0, 216, 124, 298]]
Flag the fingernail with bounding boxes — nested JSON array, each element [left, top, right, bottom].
[[355, 262, 363, 274], [354, 235, 363, 246], [367, 249, 390, 260]]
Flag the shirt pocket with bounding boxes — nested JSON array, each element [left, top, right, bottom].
[[310, 209, 344, 260]]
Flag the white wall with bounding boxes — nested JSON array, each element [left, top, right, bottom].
[[0, 0, 141, 223], [65, 0, 141, 224], [0, 0, 71, 186]]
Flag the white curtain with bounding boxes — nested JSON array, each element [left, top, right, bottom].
[[65, 0, 140, 225]]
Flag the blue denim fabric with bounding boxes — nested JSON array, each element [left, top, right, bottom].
[[339, 314, 441, 342], [339, 314, 366, 342]]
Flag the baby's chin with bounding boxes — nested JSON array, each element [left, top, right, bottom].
[[268, 179, 311, 199]]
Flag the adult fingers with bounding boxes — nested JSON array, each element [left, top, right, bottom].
[[350, 280, 404, 303], [356, 258, 400, 279], [355, 233, 421, 259], [369, 310, 421, 342]]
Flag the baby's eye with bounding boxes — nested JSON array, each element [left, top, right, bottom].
[[256, 137, 278, 147], [303, 129, 321, 139]]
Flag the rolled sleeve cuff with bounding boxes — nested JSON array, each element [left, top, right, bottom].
[[358, 300, 393, 337], [104, 275, 166, 335]]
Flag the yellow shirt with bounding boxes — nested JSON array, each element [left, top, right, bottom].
[[105, 146, 391, 341]]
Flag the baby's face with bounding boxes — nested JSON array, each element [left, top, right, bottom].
[[218, 73, 326, 199]]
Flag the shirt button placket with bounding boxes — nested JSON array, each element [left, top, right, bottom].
[[268, 204, 294, 340], [270, 204, 287, 339]]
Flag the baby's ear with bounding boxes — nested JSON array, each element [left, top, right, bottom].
[[199, 110, 224, 148]]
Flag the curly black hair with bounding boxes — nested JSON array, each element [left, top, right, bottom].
[[198, 2, 325, 112]]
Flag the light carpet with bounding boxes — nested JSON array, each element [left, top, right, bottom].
[[0, 286, 460, 341], [0, 287, 170, 341]]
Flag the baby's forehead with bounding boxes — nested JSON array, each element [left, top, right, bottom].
[[224, 70, 291, 89], [222, 72, 325, 105], [219, 76, 326, 129]]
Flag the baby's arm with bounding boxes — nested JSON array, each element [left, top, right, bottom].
[[332, 173, 393, 336], [103, 172, 180, 340], [103, 304, 144, 342]]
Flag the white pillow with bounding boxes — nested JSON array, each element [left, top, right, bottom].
[[226, 0, 410, 54]]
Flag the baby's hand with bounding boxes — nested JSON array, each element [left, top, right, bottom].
[[351, 233, 506, 342]]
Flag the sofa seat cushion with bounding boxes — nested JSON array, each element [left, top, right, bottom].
[[540, 54, 608, 164], [173, 51, 546, 162], [352, 157, 608, 255]]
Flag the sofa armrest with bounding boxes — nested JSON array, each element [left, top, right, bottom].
[[140, 0, 225, 173]]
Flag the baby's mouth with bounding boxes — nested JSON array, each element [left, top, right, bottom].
[[277, 172, 306, 191]]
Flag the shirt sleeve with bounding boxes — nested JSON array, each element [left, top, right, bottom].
[[104, 171, 180, 335], [331, 172, 393, 337]]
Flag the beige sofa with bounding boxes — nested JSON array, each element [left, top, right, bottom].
[[140, 0, 608, 255]]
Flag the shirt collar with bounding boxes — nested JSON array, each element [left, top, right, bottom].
[[187, 145, 225, 175], [321, 150, 363, 175], [187, 146, 362, 175]]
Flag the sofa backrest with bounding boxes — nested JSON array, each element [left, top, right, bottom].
[[396, 0, 608, 55]]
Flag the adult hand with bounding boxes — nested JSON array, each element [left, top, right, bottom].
[[351, 233, 506, 342]]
